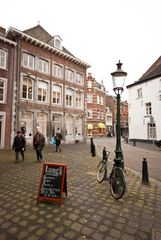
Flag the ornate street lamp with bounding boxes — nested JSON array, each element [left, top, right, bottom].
[[111, 61, 127, 169]]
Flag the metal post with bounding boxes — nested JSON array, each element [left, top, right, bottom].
[[102, 147, 107, 160], [114, 92, 124, 169], [90, 137, 96, 157], [142, 157, 149, 184]]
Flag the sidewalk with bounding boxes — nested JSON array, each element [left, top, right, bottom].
[[0, 142, 161, 240]]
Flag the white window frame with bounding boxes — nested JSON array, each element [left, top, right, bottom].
[[0, 49, 7, 69], [52, 113, 63, 135], [65, 88, 74, 107], [52, 84, 62, 105], [38, 58, 49, 74], [22, 76, 33, 100], [147, 123, 156, 139], [88, 81, 92, 88], [37, 80, 48, 103], [22, 52, 35, 69], [137, 88, 142, 98], [87, 93, 93, 103], [145, 102, 152, 115], [100, 112, 104, 119], [101, 96, 103, 105], [75, 73, 83, 85], [52, 63, 63, 78], [97, 110, 100, 119], [65, 115, 74, 136], [65, 69, 74, 81], [0, 78, 7, 103], [54, 36, 62, 50], [75, 91, 83, 108]]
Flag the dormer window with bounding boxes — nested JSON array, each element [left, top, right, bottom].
[[55, 39, 61, 49], [54, 36, 62, 50]]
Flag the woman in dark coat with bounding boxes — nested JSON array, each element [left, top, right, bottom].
[[12, 130, 26, 163]]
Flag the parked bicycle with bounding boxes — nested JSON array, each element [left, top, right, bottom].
[[96, 147, 126, 199]]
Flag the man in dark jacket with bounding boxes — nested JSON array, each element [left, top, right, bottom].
[[33, 127, 45, 162], [12, 130, 26, 163]]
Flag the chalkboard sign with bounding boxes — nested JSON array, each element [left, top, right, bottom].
[[37, 163, 67, 206]]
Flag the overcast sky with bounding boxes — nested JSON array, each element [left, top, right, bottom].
[[1, 0, 161, 100]]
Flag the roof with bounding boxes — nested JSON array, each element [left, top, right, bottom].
[[23, 24, 52, 43], [23, 25, 76, 57], [139, 56, 161, 81], [127, 56, 161, 88], [5, 25, 90, 68]]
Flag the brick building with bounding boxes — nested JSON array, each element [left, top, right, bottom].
[[0, 27, 17, 148], [86, 73, 107, 137], [120, 100, 128, 137], [106, 95, 128, 136], [1, 24, 90, 147]]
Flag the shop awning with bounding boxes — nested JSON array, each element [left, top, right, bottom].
[[98, 123, 106, 129], [87, 124, 93, 130]]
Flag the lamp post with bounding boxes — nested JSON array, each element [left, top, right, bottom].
[[111, 61, 127, 169]]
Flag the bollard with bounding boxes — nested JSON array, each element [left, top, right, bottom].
[[142, 157, 149, 184], [133, 139, 136, 146], [102, 147, 107, 160], [91, 143, 96, 157], [90, 137, 93, 153], [90, 137, 96, 157]]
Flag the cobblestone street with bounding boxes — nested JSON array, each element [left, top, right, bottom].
[[0, 142, 161, 240]]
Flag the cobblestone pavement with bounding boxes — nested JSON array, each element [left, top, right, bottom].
[[0, 142, 161, 240]]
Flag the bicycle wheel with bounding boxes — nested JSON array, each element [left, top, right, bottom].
[[110, 167, 126, 199], [96, 161, 106, 183]]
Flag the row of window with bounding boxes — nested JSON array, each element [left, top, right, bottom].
[[20, 111, 83, 138], [0, 76, 84, 108], [0, 48, 84, 84], [22, 52, 84, 84], [21, 76, 84, 108], [87, 109, 105, 119], [87, 93, 104, 105]]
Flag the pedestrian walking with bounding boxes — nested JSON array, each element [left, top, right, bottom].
[[55, 128, 62, 152], [33, 127, 45, 162], [12, 130, 26, 163]]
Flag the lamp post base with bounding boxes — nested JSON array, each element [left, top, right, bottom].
[[114, 150, 124, 169]]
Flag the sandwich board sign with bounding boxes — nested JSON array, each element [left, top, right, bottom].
[[37, 163, 67, 206]]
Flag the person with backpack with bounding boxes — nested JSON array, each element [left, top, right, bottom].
[[12, 130, 26, 163], [55, 128, 62, 152]]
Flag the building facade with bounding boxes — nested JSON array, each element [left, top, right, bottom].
[[106, 95, 128, 137], [86, 73, 107, 137], [0, 27, 17, 148], [127, 56, 161, 143], [1, 24, 90, 148]]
